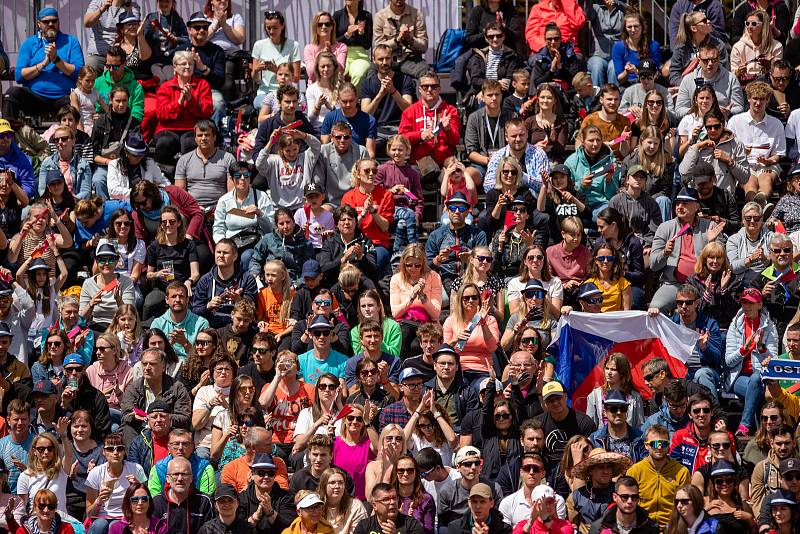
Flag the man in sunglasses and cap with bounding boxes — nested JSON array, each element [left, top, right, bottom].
[[237, 453, 296, 532], [757, 458, 800, 533], [426, 192, 487, 298], [3, 7, 84, 122], [589, 389, 648, 463], [561, 282, 605, 315], [198, 484, 250, 534], [56, 352, 112, 438]]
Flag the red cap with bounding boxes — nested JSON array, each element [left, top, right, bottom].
[[739, 287, 763, 303]]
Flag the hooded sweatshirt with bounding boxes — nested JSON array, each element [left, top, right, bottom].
[[678, 129, 750, 196], [94, 66, 146, 120], [399, 98, 461, 166], [0, 143, 35, 198], [675, 66, 745, 118], [730, 33, 783, 80]]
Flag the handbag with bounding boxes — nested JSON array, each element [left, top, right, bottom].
[[231, 229, 261, 250], [100, 115, 134, 159]]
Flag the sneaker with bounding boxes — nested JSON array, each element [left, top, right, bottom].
[[754, 192, 767, 207], [763, 202, 775, 220], [735, 423, 750, 437]]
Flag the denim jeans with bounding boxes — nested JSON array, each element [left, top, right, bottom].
[[393, 206, 419, 255], [587, 55, 616, 87], [92, 166, 109, 199], [87, 517, 112, 534], [686, 367, 720, 401], [655, 195, 672, 223], [732, 370, 765, 430]]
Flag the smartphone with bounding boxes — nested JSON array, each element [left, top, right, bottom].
[[132, 407, 147, 418]]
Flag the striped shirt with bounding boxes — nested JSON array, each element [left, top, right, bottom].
[[485, 49, 502, 80]]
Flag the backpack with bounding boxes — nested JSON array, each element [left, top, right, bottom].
[[434, 28, 465, 73]]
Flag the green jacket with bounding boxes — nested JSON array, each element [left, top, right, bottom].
[[350, 317, 402, 357], [94, 66, 145, 120], [564, 144, 621, 209]]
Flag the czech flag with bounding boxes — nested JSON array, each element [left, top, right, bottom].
[[547, 311, 700, 412]]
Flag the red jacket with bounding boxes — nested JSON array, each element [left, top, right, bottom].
[[525, 0, 586, 53], [341, 186, 395, 248], [132, 185, 213, 250], [399, 99, 460, 166], [155, 76, 213, 133]]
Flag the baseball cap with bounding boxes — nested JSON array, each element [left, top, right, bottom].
[[577, 282, 602, 300], [64, 353, 84, 367], [627, 164, 648, 178], [117, 11, 140, 26], [0, 281, 13, 297], [250, 452, 276, 469], [454, 446, 482, 466], [531, 485, 555, 502], [26, 258, 49, 272], [780, 458, 800, 475], [32, 380, 56, 395], [710, 459, 736, 477], [479, 377, 503, 393], [0, 120, 12, 134], [675, 187, 699, 203], [304, 182, 323, 196], [124, 132, 148, 157], [772, 489, 797, 505], [297, 492, 324, 509], [432, 343, 458, 360], [399, 367, 425, 383], [0, 322, 11, 338], [214, 484, 239, 501], [45, 168, 65, 185], [146, 400, 170, 414], [638, 59, 657, 76], [542, 381, 566, 400], [469, 483, 492, 499], [301, 260, 321, 279], [524, 279, 545, 292], [739, 287, 763, 303], [551, 164, 571, 178]]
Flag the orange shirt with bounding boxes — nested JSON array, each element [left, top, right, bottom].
[[256, 287, 294, 334], [221, 454, 289, 491], [264, 381, 315, 443]]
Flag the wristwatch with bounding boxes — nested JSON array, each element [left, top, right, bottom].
[[54, 56, 62, 65]]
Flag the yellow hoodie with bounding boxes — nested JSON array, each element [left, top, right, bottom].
[[627, 457, 691, 529], [281, 517, 335, 534]]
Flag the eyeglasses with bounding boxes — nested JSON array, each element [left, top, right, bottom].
[[240, 386, 256, 393], [494, 412, 512, 420], [762, 414, 780, 423], [403, 382, 424, 390], [616, 494, 640, 502], [696, 17, 709, 24], [520, 336, 539, 346], [97, 258, 117, 266], [486, 33, 504, 40], [772, 247, 793, 254], [645, 100, 663, 106], [0, 133, 13, 140], [418, 423, 434, 430], [346, 415, 364, 423], [645, 439, 670, 449], [745, 20, 762, 27], [461, 294, 479, 302], [53, 135, 72, 143], [743, 215, 762, 223], [605, 405, 626, 414], [675, 299, 696, 307], [420, 84, 440, 90], [523, 290, 545, 299], [361, 168, 378, 175], [675, 498, 692, 506], [34, 445, 55, 453], [527, 254, 544, 261], [129, 496, 149, 504], [360, 368, 379, 377], [214, 367, 233, 374], [448, 205, 468, 213], [313, 299, 332, 306], [332, 134, 351, 140], [521, 464, 542, 474], [460, 460, 481, 468], [501, 169, 519, 176], [773, 76, 791, 82], [161, 219, 178, 227], [317, 21, 332, 28], [691, 407, 711, 414], [311, 330, 331, 338], [317, 383, 338, 391], [36, 503, 57, 511], [705, 123, 722, 131], [396, 467, 416, 475], [168, 472, 191, 478], [114, 220, 131, 227], [713, 477, 735, 485], [105, 64, 123, 71], [476, 255, 493, 263], [596, 255, 615, 263], [104, 445, 126, 453], [168, 441, 192, 448], [710, 442, 731, 450], [699, 57, 719, 64], [46, 341, 63, 347]]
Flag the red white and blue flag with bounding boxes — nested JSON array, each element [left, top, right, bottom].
[[547, 311, 700, 412]]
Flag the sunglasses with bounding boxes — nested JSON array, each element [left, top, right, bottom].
[[675, 299, 695, 307], [104, 445, 126, 453], [232, 172, 251, 180], [699, 57, 719, 64], [34, 445, 55, 453], [583, 297, 603, 305], [773, 76, 791, 82], [762, 414, 780, 423], [161, 219, 179, 227], [616, 494, 640, 502], [476, 255, 493, 263], [643, 372, 657, 382], [645, 439, 669, 449], [317, 383, 338, 391], [46, 341, 63, 347], [710, 442, 731, 450], [317, 21, 332, 28], [486, 33, 504, 40], [521, 464, 542, 474], [346, 415, 364, 423], [520, 336, 539, 346], [745, 20, 762, 27], [545, 36, 561, 42], [713, 477, 735, 485], [396, 467, 416, 475], [448, 205, 468, 213], [0, 133, 13, 140], [785, 473, 800, 481], [420, 84, 440, 90], [527, 254, 544, 261], [418, 423, 434, 430], [311, 330, 332, 337], [596, 255, 615, 263], [404, 263, 422, 269], [105, 64, 123, 71], [97, 257, 117, 266], [37, 503, 57, 511], [772, 247, 793, 254], [114, 220, 131, 227], [254, 469, 276, 477], [129, 496, 149, 504], [691, 407, 711, 414], [524, 290, 545, 299], [645, 100, 663, 106], [675, 498, 692, 506], [494, 412, 512, 420], [461, 294, 479, 302], [195, 340, 212, 347], [53, 135, 72, 143], [501, 169, 519, 176], [460, 460, 481, 468], [240, 386, 256, 393], [510, 207, 528, 214], [743, 215, 761, 223], [360, 368, 379, 377], [605, 405, 626, 414], [333, 134, 351, 140], [705, 123, 722, 131], [252, 347, 270, 355], [314, 299, 332, 306], [65, 367, 84, 374]]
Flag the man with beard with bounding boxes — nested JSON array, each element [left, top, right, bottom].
[[94, 45, 144, 120], [152, 281, 210, 360], [3, 7, 85, 122], [496, 419, 546, 498], [751, 425, 798, 515], [360, 44, 415, 126], [534, 381, 596, 472], [483, 119, 549, 194], [588, 477, 659, 534]]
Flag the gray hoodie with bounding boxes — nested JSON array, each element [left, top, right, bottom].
[[584, 0, 624, 60], [678, 129, 750, 196]]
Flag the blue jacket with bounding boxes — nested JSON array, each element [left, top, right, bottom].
[[425, 223, 487, 282], [590, 424, 648, 462], [153, 452, 210, 491], [671, 311, 724, 371], [640, 401, 689, 439], [424, 374, 480, 435], [15, 31, 83, 99], [38, 152, 92, 199], [73, 199, 132, 248], [247, 227, 315, 285], [191, 265, 259, 328], [128, 428, 156, 475], [0, 143, 36, 198]]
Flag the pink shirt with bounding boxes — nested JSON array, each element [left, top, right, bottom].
[[676, 231, 695, 283], [389, 270, 443, 322], [546, 242, 591, 283], [333, 435, 374, 501], [303, 42, 348, 83], [85, 360, 133, 409], [442, 314, 499, 373]]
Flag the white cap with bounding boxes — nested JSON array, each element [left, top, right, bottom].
[[297, 492, 324, 509], [531, 485, 555, 502]]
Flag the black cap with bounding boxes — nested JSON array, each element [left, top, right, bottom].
[[304, 182, 323, 196], [551, 164, 571, 177], [445, 192, 470, 206], [117, 10, 140, 26], [638, 59, 657, 76], [187, 11, 211, 25], [214, 484, 239, 501], [780, 458, 800, 475], [146, 400, 170, 415], [0, 322, 12, 338], [32, 380, 56, 395], [675, 187, 699, 203]]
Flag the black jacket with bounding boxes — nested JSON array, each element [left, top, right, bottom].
[[698, 187, 741, 234], [197, 517, 254, 534], [447, 509, 510, 534], [120, 374, 192, 431], [457, 46, 520, 99], [425, 374, 480, 435], [588, 505, 660, 534], [464, 4, 526, 57], [318, 231, 378, 286], [290, 317, 352, 356], [191, 265, 259, 328], [355, 514, 425, 534], [481, 386, 522, 481], [91, 111, 142, 156], [57, 377, 111, 438], [236, 481, 296, 533], [177, 40, 226, 91], [530, 43, 586, 89], [152, 490, 215, 534]]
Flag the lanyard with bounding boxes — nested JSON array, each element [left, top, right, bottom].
[[485, 113, 500, 149]]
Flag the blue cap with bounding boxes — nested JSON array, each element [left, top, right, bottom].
[[308, 315, 333, 331], [675, 187, 699, 203], [250, 452, 276, 469], [771, 489, 797, 506], [38, 7, 58, 20], [603, 389, 628, 406], [124, 132, 148, 157], [578, 282, 603, 300], [63, 353, 84, 367], [710, 459, 736, 477], [0, 322, 11, 337], [399, 367, 425, 383], [432, 343, 458, 360], [445, 192, 470, 206], [45, 168, 65, 186], [32, 380, 56, 395], [26, 258, 49, 272], [117, 11, 140, 26], [301, 260, 321, 278]]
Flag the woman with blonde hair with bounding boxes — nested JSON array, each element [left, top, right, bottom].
[[390, 243, 443, 355], [307, 51, 343, 130], [554, 435, 592, 493], [442, 282, 500, 386], [304, 12, 347, 83], [333, 402, 378, 501], [669, 11, 728, 87], [688, 241, 738, 329], [364, 423, 404, 499], [17, 421, 73, 514], [731, 9, 782, 84], [450, 246, 506, 323], [318, 466, 367, 534], [585, 352, 645, 427], [85, 332, 132, 421], [256, 259, 295, 347]]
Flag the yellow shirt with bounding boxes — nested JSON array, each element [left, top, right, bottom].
[[627, 457, 691, 528], [585, 276, 631, 312]]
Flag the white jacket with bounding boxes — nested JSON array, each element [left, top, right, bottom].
[[107, 157, 170, 200], [724, 309, 779, 391], [212, 187, 274, 242]]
